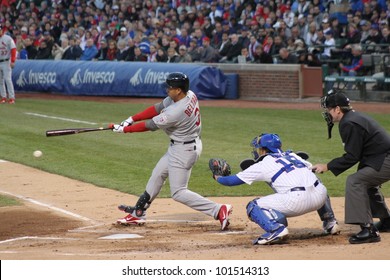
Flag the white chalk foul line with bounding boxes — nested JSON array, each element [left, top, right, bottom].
[[25, 112, 97, 125], [0, 236, 78, 245], [0, 190, 93, 223]]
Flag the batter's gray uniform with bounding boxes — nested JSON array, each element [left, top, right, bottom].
[[145, 91, 221, 218], [0, 32, 16, 100]]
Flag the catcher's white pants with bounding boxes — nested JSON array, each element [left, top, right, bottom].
[[256, 182, 328, 217], [145, 138, 221, 219]]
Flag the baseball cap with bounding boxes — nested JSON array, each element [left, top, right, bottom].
[[322, 18, 329, 24], [120, 27, 127, 32], [324, 29, 334, 36], [202, 37, 210, 42], [21, 26, 28, 32], [179, 45, 187, 51]]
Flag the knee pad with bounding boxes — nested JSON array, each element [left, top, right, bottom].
[[246, 200, 287, 232]]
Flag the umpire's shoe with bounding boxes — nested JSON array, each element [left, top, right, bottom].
[[349, 224, 381, 244], [374, 217, 390, 232]]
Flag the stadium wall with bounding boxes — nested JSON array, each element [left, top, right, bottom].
[[12, 60, 319, 100]]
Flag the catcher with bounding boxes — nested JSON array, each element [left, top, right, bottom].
[[209, 133, 340, 245]]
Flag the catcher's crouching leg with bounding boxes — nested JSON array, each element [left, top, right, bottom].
[[117, 191, 151, 226], [246, 200, 289, 245]]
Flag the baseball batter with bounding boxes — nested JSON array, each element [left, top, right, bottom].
[[0, 24, 16, 104], [110, 72, 232, 230], [213, 133, 339, 245]]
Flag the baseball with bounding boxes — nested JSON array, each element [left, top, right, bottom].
[[33, 150, 43, 158]]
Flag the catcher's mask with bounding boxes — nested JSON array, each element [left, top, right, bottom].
[[162, 72, 189, 92], [250, 133, 282, 161], [320, 89, 351, 139]]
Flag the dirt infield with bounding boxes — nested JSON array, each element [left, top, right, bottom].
[[1, 96, 390, 260]]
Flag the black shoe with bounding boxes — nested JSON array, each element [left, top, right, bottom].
[[374, 218, 390, 232], [349, 226, 381, 244]]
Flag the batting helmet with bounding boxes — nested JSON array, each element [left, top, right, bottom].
[[163, 72, 189, 92], [251, 133, 282, 160]]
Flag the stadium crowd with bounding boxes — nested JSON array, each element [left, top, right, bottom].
[[0, 0, 389, 69]]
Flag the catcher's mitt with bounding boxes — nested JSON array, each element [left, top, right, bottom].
[[209, 158, 231, 179]]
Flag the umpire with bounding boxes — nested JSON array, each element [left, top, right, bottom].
[[313, 90, 390, 244]]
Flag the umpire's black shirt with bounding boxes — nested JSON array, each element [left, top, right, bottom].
[[328, 110, 390, 176]]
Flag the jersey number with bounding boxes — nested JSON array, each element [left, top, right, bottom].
[[195, 107, 201, 126]]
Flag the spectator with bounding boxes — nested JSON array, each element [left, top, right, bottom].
[[200, 37, 217, 63], [339, 44, 364, 79], [77, 26, 87, 50], [305, 22, 318, 47], [80, 38, 98, 61], [359, 20, 371, 43], [362, 24, 382, 45], [238, 26, 250, 49], [117, 26, 131, 47], [248, 35, 260, 61], [24, 37, 38, 59], [270, 35, 286, 57], [211, 21, 223, 48], [16, 39, 28, 60], [167, 47, 180, 63], [147, 44, 158, 62], [252, 44, 273, 64], [35, 40, 52, 60], [51, 38, 69, 60], [320, 29, 336, 60], [133, 46, 147, 62], [42, 31, 54, 53], [62, 36, 83, 60], [177, 45, 192, 63], [219, 33, 242, 63], [279, 47, 298, 64], [156, 48, 168, 62], [187, 38, 202, 62], [106, 40, 117, 61], [238, 47, 251, 63], [95, 39, 108, 61], [330, 17, 344, 39], [125, 38, 136, 61], [116, 40, 128, 61], [178, 27, 192, 48], [346, 23, 362, 46]]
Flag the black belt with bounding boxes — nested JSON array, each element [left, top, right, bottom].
[[0, 59, 9, 63], [170, 139, 196, 145], [290, 180, 319, 192]]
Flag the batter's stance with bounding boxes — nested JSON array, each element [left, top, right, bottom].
[[110, 72, 232, 230], [0, 24, 16, 104], [212, 133, 339, 245]]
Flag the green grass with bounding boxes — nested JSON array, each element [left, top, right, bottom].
[[0, 98, 389, 197], [0, 195, 20, 207]]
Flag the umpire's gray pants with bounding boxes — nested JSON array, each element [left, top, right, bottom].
[[345, 153, 390, 224]]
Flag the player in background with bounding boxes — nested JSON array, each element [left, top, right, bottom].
[[313, 90, 390, 244], [0, 23, 17, 104], [110, 72, 232, 230], [212, 133, 340, 245]]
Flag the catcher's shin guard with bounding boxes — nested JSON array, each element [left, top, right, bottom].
[[246, 200, 287, 232]]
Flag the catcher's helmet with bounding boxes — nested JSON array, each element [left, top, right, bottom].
[[164, 72, 189, 92], [321, 89, 350, 109], [251, 133, 282, 160]]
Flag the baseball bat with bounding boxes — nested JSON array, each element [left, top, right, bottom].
[[46, 126, 112, 137]]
